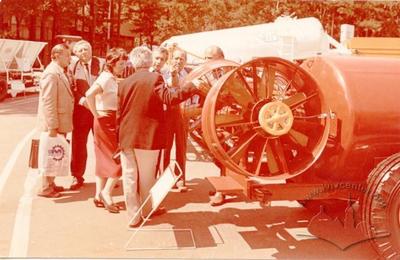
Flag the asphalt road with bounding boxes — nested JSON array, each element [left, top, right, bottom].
[[0, 94, 380, 259]]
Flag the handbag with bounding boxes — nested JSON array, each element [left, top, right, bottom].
[[28, 139, 40, 169], [38, 133, 70, 176]]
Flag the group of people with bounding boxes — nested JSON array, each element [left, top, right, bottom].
[[36, 39, 226, 227]]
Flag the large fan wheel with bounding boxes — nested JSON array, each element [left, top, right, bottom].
[[182, 60, 239, 149], [201, 57, 331, 180], [362, 152, 400, 259]]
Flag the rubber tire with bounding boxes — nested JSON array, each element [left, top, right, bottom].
[[362, 152, 400, 259], [0, 80, 7, 102]]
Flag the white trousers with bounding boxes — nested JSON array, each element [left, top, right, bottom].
[[121, 148, 160, 224]]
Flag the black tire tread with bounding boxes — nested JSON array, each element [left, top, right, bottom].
[[363, 152, 400, 259]]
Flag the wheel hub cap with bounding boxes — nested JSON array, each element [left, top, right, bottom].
[[258, 101, 294, 136]]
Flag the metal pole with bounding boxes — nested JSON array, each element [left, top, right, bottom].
[[106, 0, 111, 51]]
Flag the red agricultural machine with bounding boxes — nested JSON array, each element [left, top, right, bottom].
[[176, 37, 400, 257]]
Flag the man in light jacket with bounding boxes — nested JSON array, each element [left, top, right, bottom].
[[37, 43, 74, 198]]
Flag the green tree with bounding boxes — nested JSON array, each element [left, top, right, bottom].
[[1, 0, 399, 49], [124, 0, 164, 46], [1, 0, 43, 38]]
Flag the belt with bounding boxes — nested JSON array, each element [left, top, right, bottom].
[[97, 110, 116, 116]]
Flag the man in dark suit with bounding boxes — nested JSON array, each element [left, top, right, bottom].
[[163, 49, 193, 192], [69, 40, 103, 190], [117, 46, 199, 227]]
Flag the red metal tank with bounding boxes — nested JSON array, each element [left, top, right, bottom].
[[295, 55, 400, 184]]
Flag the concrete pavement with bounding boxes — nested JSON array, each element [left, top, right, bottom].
[[0, 94, 379, 259]]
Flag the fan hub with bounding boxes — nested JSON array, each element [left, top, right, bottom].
[[258, 101, 294, 136]]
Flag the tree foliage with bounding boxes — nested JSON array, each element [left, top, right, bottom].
[[1, 0, 399, 46]]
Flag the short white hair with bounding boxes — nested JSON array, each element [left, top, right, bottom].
[[73, 40, 92, 55], [129, 46, 152, 69]]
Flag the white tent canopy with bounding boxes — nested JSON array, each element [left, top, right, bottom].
[[0, 39, 47, 72], [0, 39, 47, 97], [162, 16, 347, 64]]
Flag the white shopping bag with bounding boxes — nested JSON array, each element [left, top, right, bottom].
[[38, 132, 70, 177]]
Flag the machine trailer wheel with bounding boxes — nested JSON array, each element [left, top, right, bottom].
[[0, 80, 7, 102], [363, 152, 400, 259], [182, 59, 239, 150]]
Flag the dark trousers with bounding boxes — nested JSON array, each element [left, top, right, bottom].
[[70, 105, 94, 181], [164, 108, 188, 185]]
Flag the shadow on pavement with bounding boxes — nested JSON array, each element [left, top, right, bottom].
[[143, 206, 376, 259], [164, 177, 251, 210], [141, 178, 378, 258], [52, 180, 124, 204], [40, 177, 377, 258]]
